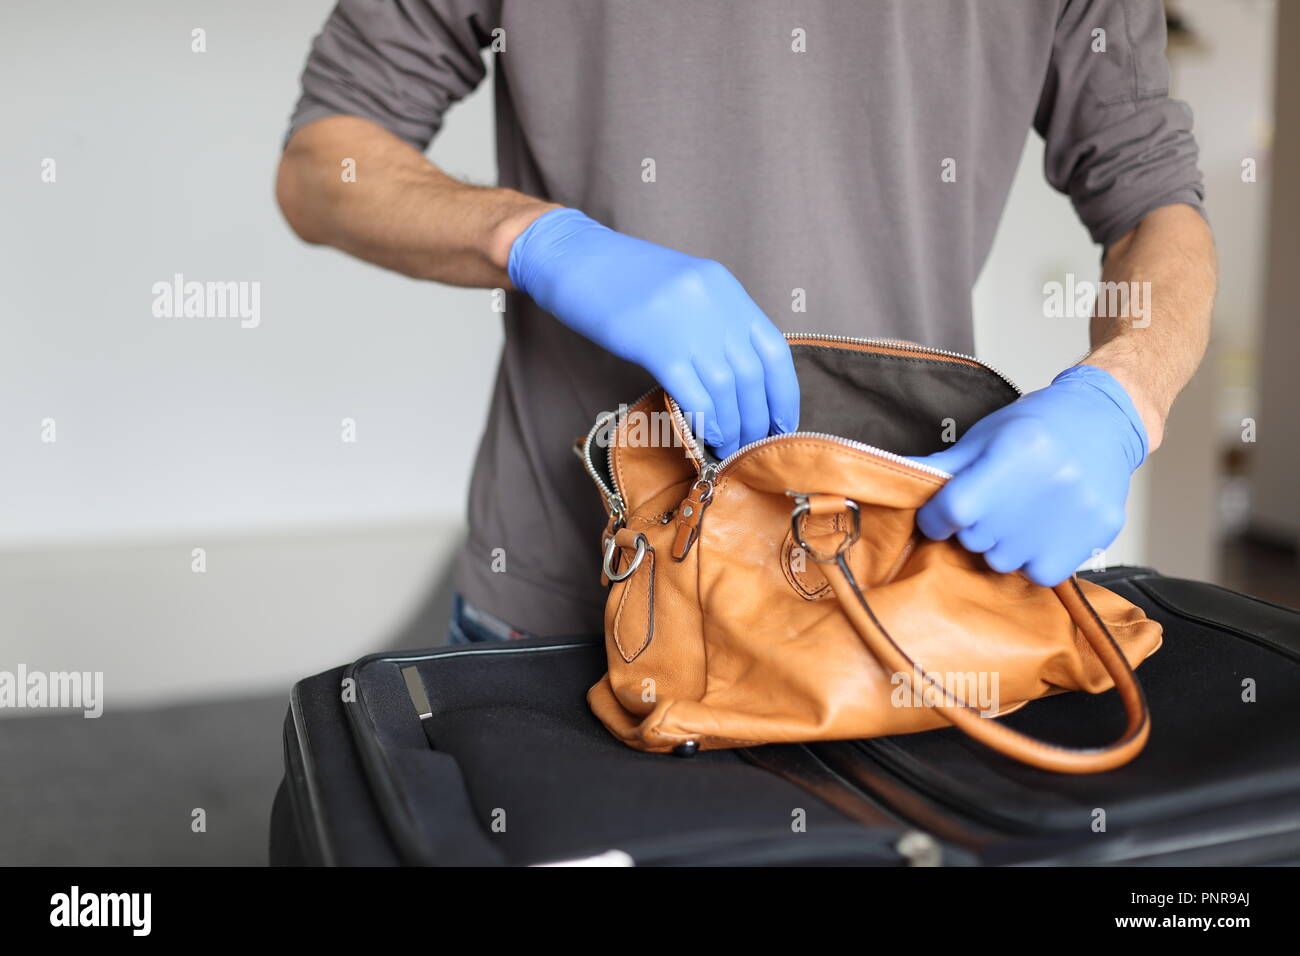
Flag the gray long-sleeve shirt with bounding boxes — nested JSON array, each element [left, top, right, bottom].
[[287, 0, 1205, 637]]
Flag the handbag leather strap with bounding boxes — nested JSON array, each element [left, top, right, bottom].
[[821, 553, 1152, 774]]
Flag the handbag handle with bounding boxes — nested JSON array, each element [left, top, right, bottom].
[[803, 499, 1151, 774]]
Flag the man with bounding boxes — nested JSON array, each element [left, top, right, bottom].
[[277, 0, 1216, 641]]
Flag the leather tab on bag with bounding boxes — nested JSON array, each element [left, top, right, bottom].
[[805, 493, 850, 516], [611, 529, 655, 663], [671, 483, 712, 561]]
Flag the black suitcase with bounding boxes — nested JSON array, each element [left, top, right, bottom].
[[270, 566, 1300, 866]]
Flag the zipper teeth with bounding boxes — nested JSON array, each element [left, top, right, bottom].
[[720, 431, 951, 478], [582, 386, 658, 507], [581, 412, 620, 505]]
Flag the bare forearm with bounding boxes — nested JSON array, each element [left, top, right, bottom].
[[275, 115, 558, 287], [1084, 203, 1217, 452]]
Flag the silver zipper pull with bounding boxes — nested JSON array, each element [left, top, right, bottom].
[[609, 495, 627, 528], [671, 465, 718, 561]]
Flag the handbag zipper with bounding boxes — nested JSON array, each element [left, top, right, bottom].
[[712, 429, 953, 478], [587, 334, 1020, 519], [580, 387, 658, 523], [666, 331, 1028, 488]]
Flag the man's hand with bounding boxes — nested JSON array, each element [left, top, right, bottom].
[[508, 208, 799, 458], [910, 365, 1148, 587]]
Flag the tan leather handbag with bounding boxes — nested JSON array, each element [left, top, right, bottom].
[[582, 334, 1162, 774]]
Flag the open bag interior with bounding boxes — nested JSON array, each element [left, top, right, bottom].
[[693, 341, 1022, 462]]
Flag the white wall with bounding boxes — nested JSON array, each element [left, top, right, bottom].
[[0, 1, 499, 709], [0, 0, 502, 549], [0, 523, 455, 708]]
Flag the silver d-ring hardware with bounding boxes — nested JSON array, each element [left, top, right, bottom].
[[603, 533, 648, 582], [789, 495, 861, 564]]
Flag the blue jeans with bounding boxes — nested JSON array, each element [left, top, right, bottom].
[[448, 593, 538, 645]]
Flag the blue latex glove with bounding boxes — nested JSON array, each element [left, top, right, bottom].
[[508, 208, 799, 458], [910, 364, 1149, 587]]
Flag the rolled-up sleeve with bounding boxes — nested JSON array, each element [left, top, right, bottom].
[[287, 0, 498, 150], [1034, 0, 1206, 247]]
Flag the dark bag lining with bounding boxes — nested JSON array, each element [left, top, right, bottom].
[[786, 345, 1018, 456], [596, 343, 1019, 479]]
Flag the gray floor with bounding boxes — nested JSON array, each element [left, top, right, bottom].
[[0, 565, 455, 867], [0, 693, 288, 866]]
